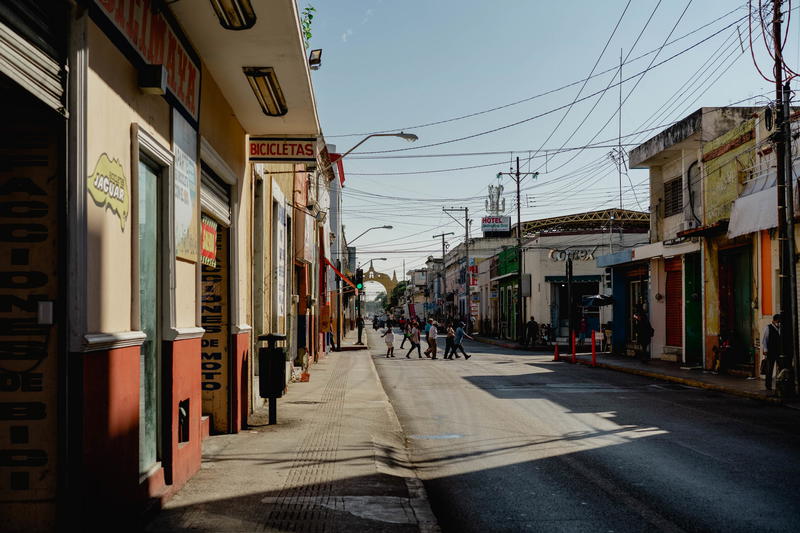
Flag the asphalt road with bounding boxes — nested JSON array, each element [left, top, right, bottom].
[[369, 328, 800, 533]]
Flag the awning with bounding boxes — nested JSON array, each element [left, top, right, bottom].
[[322, 256, 358, 293], [631, 239, 700, 261], [544, 275, 601, 283], [728, 187, 778, 238], [490, 272, 518, 282]]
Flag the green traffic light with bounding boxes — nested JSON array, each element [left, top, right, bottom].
[[356, 283, 363, 289]]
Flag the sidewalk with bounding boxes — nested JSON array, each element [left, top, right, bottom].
[[474, 335, 799, 408], [146, 333, 438, 532]]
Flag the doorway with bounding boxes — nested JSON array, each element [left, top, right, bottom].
[[719, 246, 753, 370]]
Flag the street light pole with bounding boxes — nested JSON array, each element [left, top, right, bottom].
[[497, 157, 538, 343]]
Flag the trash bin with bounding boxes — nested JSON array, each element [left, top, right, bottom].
[[258, 333, 287, 399]]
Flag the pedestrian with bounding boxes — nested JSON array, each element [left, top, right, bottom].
[[443, 321, 455, 359], [761, 313, 782, 391], [406, 322, 422, 358], [424, 319, 439, 359], [524, 316, 539, 347], [578, 315, 588, 347], [356, 316, 364, 345], [400, 321, 410, 349], [452, 321, 473, 359], [381, 326, 395, 358], [634, 310, 653, 362]]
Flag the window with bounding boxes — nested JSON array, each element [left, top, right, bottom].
[[664, 177, 683, 217]]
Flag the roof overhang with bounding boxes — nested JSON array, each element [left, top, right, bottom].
[[170, 0, 320, 136]]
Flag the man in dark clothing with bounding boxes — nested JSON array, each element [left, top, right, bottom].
[[524, 317, 539, 347], [761, 313, 782, 390], [634, 311, 654, 362], [357, 316, 365, 345]]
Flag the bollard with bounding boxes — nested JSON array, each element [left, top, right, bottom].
[[553, 343, 560, 362], [591, 330, 597, 367], [571, 331, 577, 364]]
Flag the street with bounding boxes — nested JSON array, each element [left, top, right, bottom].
[[369, 329, 800, 532]]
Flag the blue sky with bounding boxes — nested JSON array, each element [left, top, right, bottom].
[[307, 0, 786, 294]]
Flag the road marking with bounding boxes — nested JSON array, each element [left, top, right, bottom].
[[408, 434, 464, 440]]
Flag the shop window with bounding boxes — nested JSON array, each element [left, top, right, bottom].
[[664, 177, 683, 218]]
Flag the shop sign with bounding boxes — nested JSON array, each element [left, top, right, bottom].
[[173, 110, 198, 262], [92, 0, 200, 121], [490, 290, 498, 299], [549, 247, 598, 262], [87, 153, 128, 230], [273, 182, 287, 331], [200, 215, 217, 267], [249, 137, 317, 162], [0, 127, 59, 504], [201, 229, 229, 433], [481, 216, 511, 232]]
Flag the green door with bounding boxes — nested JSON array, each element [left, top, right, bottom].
[[138, 159, 160, 474], [684, 253, 702, 365]]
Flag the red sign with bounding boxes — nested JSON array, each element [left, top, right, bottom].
[[249, 137, 317, 162], [201, 215, 218, 267], [94, 0, 200, 120]]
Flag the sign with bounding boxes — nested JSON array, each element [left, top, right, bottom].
[[481, 216, 511, 233], [272, 181, 287, 332], [200, 215, 218, 267], [249, 137, 317, 162], [0, 121, 60, 509], [548, 247, 598, 262], [173, 109, 199, 261], [88, 153, 129, 230], [201, 228, 229, 433], [92, 0, 200, 121]]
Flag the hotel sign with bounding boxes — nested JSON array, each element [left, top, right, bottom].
[[249, 137, 317, 162], [92, 0, 201, 121], [481, 216, 511, 233]]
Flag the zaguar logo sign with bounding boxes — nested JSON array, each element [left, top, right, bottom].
[[88, 153, 129, 230]]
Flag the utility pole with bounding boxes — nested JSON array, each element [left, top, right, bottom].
[[443, 207, 471, 320], [497, 157, 538, 342], [773, 0, 798, 392], [433, 232, 454, 319]]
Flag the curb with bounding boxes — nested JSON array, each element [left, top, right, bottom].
[[366, 332, 440, 532], [474, 336, 785, 406]]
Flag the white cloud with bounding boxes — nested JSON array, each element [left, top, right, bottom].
[[341, 28, 353, 42]]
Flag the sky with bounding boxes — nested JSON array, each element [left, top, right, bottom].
[[307, 0, 792, 296]]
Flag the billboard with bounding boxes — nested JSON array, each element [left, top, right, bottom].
[[481, 216, 511, 233]]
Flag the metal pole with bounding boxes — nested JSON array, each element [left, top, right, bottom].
[[774, 0, 796, 384], [782, 81, 799, 392], [516, 157, 523, 343], [335, 259, 342, 350], [433, 232, 454, 319]]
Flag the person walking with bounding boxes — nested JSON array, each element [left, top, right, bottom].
[[634, 310, 654, 362], [524, 316, 539, 347], [405, 322, 422, 358], [381, 326, 395, 358], [424, 319, 439, 359], [451, 321, 473, 359], [443, 322, 455, 359], [761, 313, 782, 391], [399, 321, 410, 349]]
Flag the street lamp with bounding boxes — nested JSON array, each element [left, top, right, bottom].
[[357, 257, 387, 269], [335, 132, 416, 345], [350, 225, 392, 244]]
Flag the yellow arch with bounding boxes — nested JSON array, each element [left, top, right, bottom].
[[363, 261, 398, 294]]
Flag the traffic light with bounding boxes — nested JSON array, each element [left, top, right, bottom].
[[355, 268, 364, 290]]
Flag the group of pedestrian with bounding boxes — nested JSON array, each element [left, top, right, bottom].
[[380, 317, 472, 360]]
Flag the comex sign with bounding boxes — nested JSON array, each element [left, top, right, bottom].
[[549, 247, 598, 262]]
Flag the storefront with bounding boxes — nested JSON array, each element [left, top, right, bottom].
[[0, 3, 68, 524]]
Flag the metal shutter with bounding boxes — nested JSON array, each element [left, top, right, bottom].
[[201, 170, 231, 226], [665, 257, 683, 347]]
